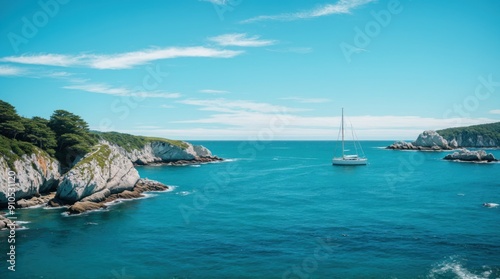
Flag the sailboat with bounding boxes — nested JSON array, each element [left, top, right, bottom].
[[332, 108, 367, 166]]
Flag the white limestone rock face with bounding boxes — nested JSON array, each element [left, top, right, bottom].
[[152, 141, 196, 161], [451, 134, 498, 147], [0, 151, 60, 204], [57, 143, 139, 203], [413, 130, 450, 149], [108, 140, 214, 165], [193, 145, 212, 157], [449, 139, 458, 148]]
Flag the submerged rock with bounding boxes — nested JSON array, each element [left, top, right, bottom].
[[483, 203, 499, 208], [69, 201, 105, 214], [0, 214, 19, 230], [443, 149, 497, 162]]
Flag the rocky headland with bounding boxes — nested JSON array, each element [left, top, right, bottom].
[[387, 122, 500, 151], [1, 135, 221, 215], [0, 101, 223, 219]]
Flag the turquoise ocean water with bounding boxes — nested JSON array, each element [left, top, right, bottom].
[[1, 141, 500, 278]]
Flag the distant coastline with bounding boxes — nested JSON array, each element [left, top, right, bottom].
[[387, 122, 500, 151], [387, 122, 499, 162]]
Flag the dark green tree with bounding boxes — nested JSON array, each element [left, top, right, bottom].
[[48, 110, 96, 166], [21, 117, 57, 156], [0, 100, 25, 139], [48, 110, 91, 137]]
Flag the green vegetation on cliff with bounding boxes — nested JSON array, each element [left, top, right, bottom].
[[0, 135, 36, 170], [93, 131, 188, 151], [437, 122, 500, 144], [0, 100, 96, 168], [1, 100, 189, 170], [75, 144, 112, 170]]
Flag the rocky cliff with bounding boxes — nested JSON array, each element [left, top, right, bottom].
[[0, 101, 219, 212], [388, 122, 500, 150], [0, 149, 60, 205], [437, 122, 500, 148], [1, 136, 220, 209], [113, 140, 217, 165], [56, 143, 139, 203], [438, 132, 499, 148]]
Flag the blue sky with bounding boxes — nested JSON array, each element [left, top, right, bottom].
[[0, 0, 499, 140]]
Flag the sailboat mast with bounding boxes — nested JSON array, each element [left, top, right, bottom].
[[341, 107, 344, 158]]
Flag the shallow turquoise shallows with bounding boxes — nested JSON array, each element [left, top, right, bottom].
[[1, 141, 500, 279]]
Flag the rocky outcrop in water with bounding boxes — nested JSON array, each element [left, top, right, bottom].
[[0, 151, 60, 205], [16, 192, 56, 208], [387, 131, 454, 150], [443, 149, 497, 162], [68, 178, 169, 214], [414, 131, 454, 149], [56, 143, 140, 203], [0, 214, 20, 230]]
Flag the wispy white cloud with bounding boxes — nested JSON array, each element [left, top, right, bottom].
[[125, 116, 498, 140], [45, 71, 73, 77], [489, 109, 500, 115], [1, 54, 81, 67], [209, 33, 277, 47], [281, 97, 331, 103], [64, 82, 181, 98], [199, 89, 230, 94], [178, 98, 305, 114], [0, 64, 26, 76], [0, 64, 74, 79], [0, 46, 244, 70], [266, 47, 313, 54], [172, 97, 498, 139], [241, 0, 375, 23], [64, 83, 129, 95], [87, 47, 242, 69]]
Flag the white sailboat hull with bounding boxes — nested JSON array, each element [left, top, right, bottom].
[[332, 108, 368, 166], [332, 157, 367, 166]]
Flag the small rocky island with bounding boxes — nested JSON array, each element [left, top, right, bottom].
[[443, 149, 497, 162], [387, 130, 456, 150], [0, 100, 222, 215]]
